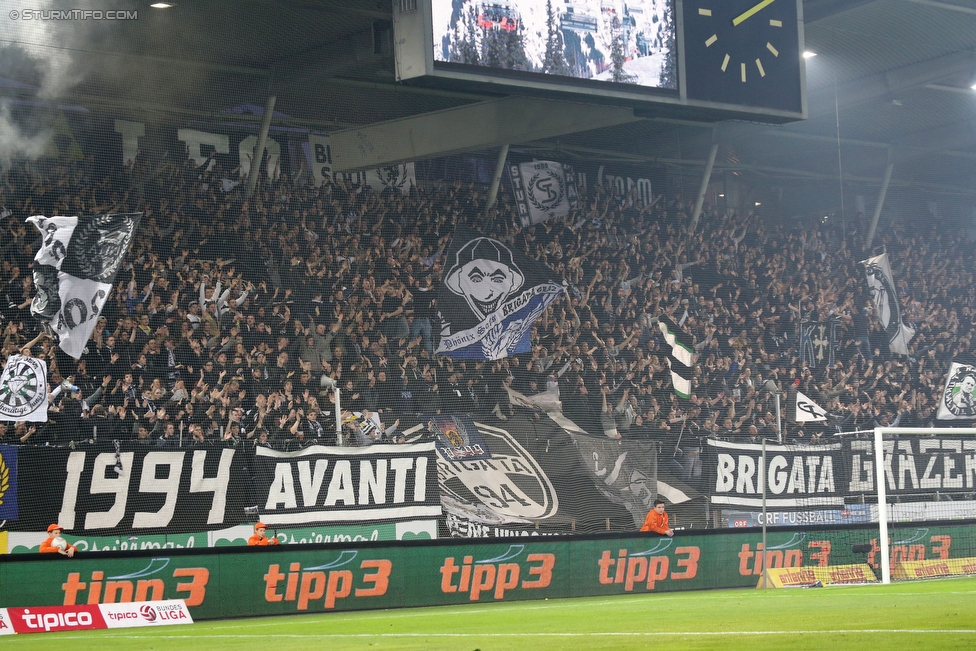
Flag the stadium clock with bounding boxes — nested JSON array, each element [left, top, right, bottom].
[[683, 0, 805, 115]]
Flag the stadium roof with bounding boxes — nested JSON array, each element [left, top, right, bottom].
[[2, 0, 975, 207]]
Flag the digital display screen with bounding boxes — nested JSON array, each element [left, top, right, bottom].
[[431, 0, 677, 91]]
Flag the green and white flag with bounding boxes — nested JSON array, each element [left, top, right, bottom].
[[937, 361, 976, 420], [659, 315, 695, 398]]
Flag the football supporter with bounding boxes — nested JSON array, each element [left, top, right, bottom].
[[248, 522, 280, 546], [39, 524, 78, 557], [640, 499, 674, 537]]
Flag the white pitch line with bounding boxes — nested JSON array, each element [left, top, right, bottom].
[[189, 588, 976, 629], [41, 630, 976, 640], [199, 590, 976, 628]]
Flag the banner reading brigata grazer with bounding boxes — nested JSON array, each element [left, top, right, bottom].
[[251, 442, 441, 527], [436, 229, 565, 360], [706, 438, 847, 509], [704, 437, 976, 509]]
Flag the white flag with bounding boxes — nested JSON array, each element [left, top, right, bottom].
[[794, 390, 827, 422], [27, 214, 141, 359], [937, 361, 976, 421], [308, 134, 415, 195], [509, 160, 579, 226], [365, 163, 415, 195], [860, 252, 914, 356], [0, 354, 49, 422]]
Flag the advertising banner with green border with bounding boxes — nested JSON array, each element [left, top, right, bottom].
[[1, 523, 973, 620]]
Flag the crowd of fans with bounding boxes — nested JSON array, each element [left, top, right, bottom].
[[0, 151, 969, 456]]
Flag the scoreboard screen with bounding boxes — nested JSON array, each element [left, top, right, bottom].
[[394, 0, 806, 122], [431, 0, 678, 92]]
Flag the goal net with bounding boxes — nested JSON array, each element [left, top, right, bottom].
[[705, 429, 976, 585], [871, 428, 976, 583]]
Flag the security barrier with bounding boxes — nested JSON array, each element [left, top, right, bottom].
[[2, 521, 974, 619]]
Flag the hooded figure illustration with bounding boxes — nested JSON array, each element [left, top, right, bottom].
[[444, 237, 525, 321]]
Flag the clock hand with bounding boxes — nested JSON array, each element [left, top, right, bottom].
[[732, 0, 778, 26]]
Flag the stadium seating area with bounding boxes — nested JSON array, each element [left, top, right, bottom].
[[0, 152, 965, 454]]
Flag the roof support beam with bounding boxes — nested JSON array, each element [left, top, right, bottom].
[[329, 96, 640, 172], [804, 0, 880, 23], [807, 49, 976, 117], [901, 0, 976, 16]]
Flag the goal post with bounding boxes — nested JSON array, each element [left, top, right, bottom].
[[874, 427, 976, 584]]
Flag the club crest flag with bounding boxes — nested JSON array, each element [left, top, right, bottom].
[[860, 252, 914, 356], [794, 390, 827, 422], [937, 361, 976, 420], [436, 229, 565, 360], [365, 163, 416, 195], [509, 160, 578, 226], [800, 321, 836, 368], [0, 355, 48, 422], [27, 214, 141, 359]]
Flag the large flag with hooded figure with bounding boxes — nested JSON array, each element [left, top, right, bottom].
[[27, 214, 141, 359], [658, 315, 695, 399], [860, 252, 914, 356], [436, 229, 565, 360], [937, 361, 976, 420]]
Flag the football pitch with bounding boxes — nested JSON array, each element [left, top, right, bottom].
[[6, 577, 976, 650]]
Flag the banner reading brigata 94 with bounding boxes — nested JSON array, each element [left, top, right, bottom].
[[436, 229, 565, 360]]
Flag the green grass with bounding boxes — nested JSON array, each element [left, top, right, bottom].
[[8, 577, 976, 650]]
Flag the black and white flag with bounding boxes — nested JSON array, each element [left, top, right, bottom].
[[27, 214, 141, 359], [436, 229, 565, 360], [658, 315, 694, 398], [799, 321, 836, 368], [794, 390, 827, 422], [860, 252, 914, 356], [0, 354, 48, 422], [937, 361, 976, 420], [509, 160, 578, 226]]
